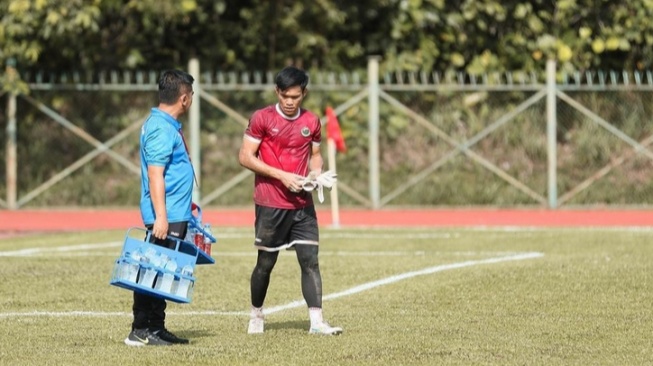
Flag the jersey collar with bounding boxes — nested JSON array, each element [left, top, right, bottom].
[[275, 103, 301, 121], [151, 108, 182, 130]]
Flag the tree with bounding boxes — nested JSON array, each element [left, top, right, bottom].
[[2, 0, 653, 89]]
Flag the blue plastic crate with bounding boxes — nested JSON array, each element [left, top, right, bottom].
[[110, 227, 214, 303]]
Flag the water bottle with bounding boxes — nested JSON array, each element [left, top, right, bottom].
[[137, 247, 157, 288], [160, 272, 175, 293], [144, 247, 156, 260], [164, 257, 178, 272], [130, 249, 143, 262], [125, 250, 143, 283], [203, 223, 213, 256], [154, 255, 176, 293], [155, 266, 176, 293], [138, 267, 157, 288], [176, 265, 194, 299], [159, 254, 169, 268], [193, 228, 205, 252], [146, 247, 163, 268], [116, 253, 133, 282]]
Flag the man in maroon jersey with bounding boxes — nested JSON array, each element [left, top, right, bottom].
[[238, 66, 342, 335]]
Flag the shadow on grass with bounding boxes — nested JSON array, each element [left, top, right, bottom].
[[177, 328, 215, 340], [266, 320, 307, 332]]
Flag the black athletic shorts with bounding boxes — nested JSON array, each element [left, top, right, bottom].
[[145, 221, 188, 249], [254, 205, 319, 252]]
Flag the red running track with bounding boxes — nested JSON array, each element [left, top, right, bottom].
[[1, 208, 653, 233]]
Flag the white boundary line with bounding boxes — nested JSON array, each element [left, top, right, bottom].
[[1, 225, 650, 257], [14, 250, 528, 258], [261, 251, 543, 315], [0, 242, 122, 257], [0, 232, 456, 257], [0, 251, 543, 319]]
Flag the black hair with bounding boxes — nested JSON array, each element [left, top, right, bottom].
[[158, 69, 194, 105], [275, 66, 309, 91]]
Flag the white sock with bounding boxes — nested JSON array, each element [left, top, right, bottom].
[[309, 307, 323, 326], [251, 306, 264, 319]]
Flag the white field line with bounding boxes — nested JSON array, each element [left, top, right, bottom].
[[340, 226, 653, 232], [23, 250, 527, 258], [261, 251, 543, 315], [0, 242, 123, 257], [0, 251, 543, 319], [1, 225, 650, 257], [0, 232, 456, 257], [0, 310, 242, 318]]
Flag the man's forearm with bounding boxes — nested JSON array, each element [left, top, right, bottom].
[[241, 154, 284, 180], [309, 154, 323, 174], [148, 167, 167, 219]]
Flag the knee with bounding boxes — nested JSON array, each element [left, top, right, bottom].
[[298, 253, 319, 272], [254, 255, 278, 274]]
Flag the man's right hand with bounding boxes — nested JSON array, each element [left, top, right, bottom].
[[280, 171, 305, 193]]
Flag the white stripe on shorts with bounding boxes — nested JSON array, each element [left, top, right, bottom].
[[254, 239, 319, 252]]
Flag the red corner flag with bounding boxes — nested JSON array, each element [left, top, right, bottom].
[[325, 106, 346, 153]]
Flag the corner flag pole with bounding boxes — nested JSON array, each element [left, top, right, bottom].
[[327, 138, 341, 229], [325, 105, 345, 229]]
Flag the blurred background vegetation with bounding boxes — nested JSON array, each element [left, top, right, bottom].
[[4, 0, 653, 75], [2, 0, 653, 208]]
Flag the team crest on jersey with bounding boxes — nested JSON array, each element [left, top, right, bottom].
[[301, 126, 310, 137]]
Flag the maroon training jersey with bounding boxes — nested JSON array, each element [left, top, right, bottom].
[[244, 104, 322, 209]]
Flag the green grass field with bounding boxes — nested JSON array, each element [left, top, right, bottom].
[[0, 227, 651, 365]]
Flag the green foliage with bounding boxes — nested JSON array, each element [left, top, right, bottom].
[[3, 1, 653, 81], [0, 63, 28, 94], [0, 0, 102, 66]]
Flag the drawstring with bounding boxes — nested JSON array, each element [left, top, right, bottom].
[[179, 129, 200, 188]]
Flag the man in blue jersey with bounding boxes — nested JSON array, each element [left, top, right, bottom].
[[124, 69, 195, 347]]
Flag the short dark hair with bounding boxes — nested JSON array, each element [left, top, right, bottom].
[[158, 69, 194, 105], [275, 66, 309, 91]]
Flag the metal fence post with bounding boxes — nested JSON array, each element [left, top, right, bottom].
[[546, 59, 558, 209], [368, 56, 381, 209], [188, 58, 201, 203], [5, 58, 18, 210]]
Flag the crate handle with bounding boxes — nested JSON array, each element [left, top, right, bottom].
[[191, 202, 202, 223], [124, 226, 200, 255], [189, 202, 216, 243]]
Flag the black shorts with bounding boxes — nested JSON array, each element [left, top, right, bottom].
[[145, 221, 188, 250], [254, 205, 319, 252]]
